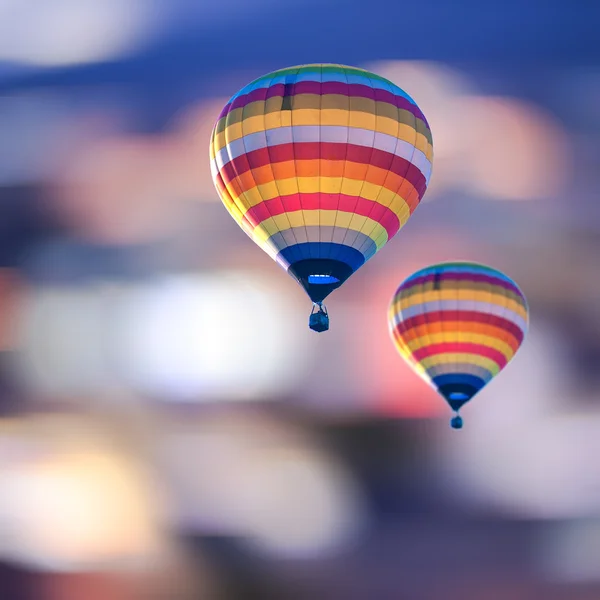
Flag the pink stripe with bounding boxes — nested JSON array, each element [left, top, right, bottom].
[[244, 193, 401, 238]]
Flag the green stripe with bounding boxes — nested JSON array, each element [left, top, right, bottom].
[[252, 64, 393, 86]]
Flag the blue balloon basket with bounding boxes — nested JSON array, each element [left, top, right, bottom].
[[450, 414, 464, 430], [309, 304, 329, 333]]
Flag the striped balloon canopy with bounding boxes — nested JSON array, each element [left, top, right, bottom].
[[388, 262, 529, 429], [210, 64, 433, 332]]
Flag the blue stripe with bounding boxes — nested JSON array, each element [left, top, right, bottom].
[[406, 263, 518, 285], [344, 73, 418, 104], [432, 374, 487, 391], [278, 243, 365, 272], [308, 275, 340, 285], [233, 69, 418, 105]]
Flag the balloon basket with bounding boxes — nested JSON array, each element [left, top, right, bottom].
[[309, 303, 329, 333], [450, 414, 463, 430]]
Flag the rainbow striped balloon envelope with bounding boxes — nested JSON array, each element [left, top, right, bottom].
[[388, 262, 529, 429], [210, 64, 433, 332]]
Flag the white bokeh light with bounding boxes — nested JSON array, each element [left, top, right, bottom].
[[118, 272, 311, 401], [0, 424, 163, 572], [159, 413, 369, 559], [0, 0, 160, 67], [15, 283, 124, 397], [432, 321, 600, 519], [15, 271, 311, 402], [366, 60, 569, 202]]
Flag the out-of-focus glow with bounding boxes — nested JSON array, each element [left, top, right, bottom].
[[53, 135, 187, 244], [0, 269, 24, 351], [15, 284, 123, 397], [0, 101, 123, 185], [168, 98, 232, 203], [16, 272, 310, 401], [0, 95, 80, 185], [239, 446, 366, 558], [159, 412, 368, 559], [432, 323, 600, 519], [0, 430, 163, 572], [364, 60, 476, 201], [0, 0, 160, 67], [364, 274, 440, 418], [459, 96, 569, 201], [537, 520, 600, 583], [119, 272, 311, 401], [366, 60, 569, 202]]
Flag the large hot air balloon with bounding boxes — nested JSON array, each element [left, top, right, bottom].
[[210, 64, 433, 332], [388, 262, 529, 429]]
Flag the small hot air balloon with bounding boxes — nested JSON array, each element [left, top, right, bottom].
[[388, 262, 529, 429], [210, 64, 433, 332]]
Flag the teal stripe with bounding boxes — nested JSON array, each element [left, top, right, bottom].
[[231, 64, 418, 106], [254, 64, 393, 85], [406, 263, 519, 286]]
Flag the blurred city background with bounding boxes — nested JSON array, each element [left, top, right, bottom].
[[0, 0, 599, 598]]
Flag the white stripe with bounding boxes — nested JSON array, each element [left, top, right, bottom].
[[392, 300, 528, 333], [212, 125, 432, 183], [426, 363, 494, 382]]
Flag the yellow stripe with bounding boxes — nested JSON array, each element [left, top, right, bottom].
[[392, 342, 503, 388], [212, 111, 433, 161], [216, 96, 429, 134], [394, 321, 520, 349], [257, 239, 280, 261], [399, 350, 503, 375], [234, 189, 410, 238], [392, 331, 503, 373], [392, 291, 528, 320], [211, 126, 247, 227], [222, 159, 422, 208], [223, 110, 280, 232], [402, 332, 515, 359], [226, 175, 413, 216], [251, 210, 389, 249], [394, 340, 430, 380], [219, 197, 281, 262]]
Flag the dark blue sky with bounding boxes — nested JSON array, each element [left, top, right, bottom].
[[0, 0, 598, 270], [1, 0, 598, 93]]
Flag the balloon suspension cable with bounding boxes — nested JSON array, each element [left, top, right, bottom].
[[450, 412, 463, 430], [309, 302, 330, 333]]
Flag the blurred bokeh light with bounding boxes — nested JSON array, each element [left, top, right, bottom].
[[0, 0, 162, 67], [0, 1, 599, 597]]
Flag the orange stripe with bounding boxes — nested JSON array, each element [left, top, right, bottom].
[[396, 321, 521, 352], [223, 159, 420, 204]]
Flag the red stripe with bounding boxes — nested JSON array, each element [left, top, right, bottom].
[[393, 311, 524, 344], [218, 142, 427, 196], [395, 324, 520, 354], [410, 342, 508, 368], [244, 193, 401, 238], [217, 173, 401, 239], [214, 171, 257, 232]]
